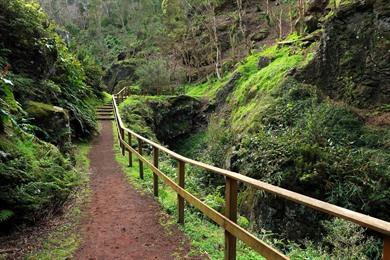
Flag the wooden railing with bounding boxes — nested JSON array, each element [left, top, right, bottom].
[[112, 88, 390, 260]]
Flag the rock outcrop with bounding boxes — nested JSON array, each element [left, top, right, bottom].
[[298, 0, 390, 108]]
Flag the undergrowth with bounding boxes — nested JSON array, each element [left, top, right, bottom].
[[26, 142, 92, 259]]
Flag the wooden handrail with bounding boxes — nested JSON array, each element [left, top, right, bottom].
[[111, 89, 390, 259]]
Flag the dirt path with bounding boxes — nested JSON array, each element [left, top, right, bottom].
[[75, 121, 198, 260]]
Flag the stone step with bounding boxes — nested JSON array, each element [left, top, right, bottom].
[[97, 116, 114, 120], [97, 108, 114, 112], [97, 112, 113, 115]]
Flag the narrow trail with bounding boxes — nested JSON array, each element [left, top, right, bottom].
[[75, 121, 197, 260]]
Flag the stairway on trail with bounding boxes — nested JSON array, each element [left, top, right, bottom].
[[96, 103, 114, 120]]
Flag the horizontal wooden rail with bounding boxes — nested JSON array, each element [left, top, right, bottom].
[[112, 87, 390, 259], [121, 139, 287, 259]]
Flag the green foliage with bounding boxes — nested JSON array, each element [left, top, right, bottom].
[[0, 0, 98, 139], [0, 132, 79, 224], [233, 82, 390, 218], [135, 58, 172, 95], [44, 0, 166, 66], [0, 210, 14, 223], [76, 49, 104, 95], [172, 131, 207, 158], [0, 79, 20, 133], [119, 96, 159, 140], [322, 218, 381, 259], [26, 143, 92, 259], [185, 74, 231, 99], [206, 116, 234, 168], [179, 34, 388, 257]]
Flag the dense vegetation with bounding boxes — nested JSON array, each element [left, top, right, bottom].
[[0, 0, 101, 227], [1, 0, 388, 259], [111, 0, 389, 258]]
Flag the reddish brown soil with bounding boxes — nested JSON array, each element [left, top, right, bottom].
[[75, 121, 200, 260]]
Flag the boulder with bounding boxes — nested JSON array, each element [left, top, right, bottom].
[[257, 56, 273, 69], [148, 96, 204, 145], [26, 101, 71, 153], [306, 0, 329, 13]]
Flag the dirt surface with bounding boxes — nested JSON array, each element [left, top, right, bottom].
[[75, 121, 199, 260]]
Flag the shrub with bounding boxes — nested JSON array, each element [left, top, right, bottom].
[[135, 58, 171, 95], [0, 131, 79, 226]]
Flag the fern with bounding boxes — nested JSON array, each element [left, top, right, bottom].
[[0, 209, 14, 223]]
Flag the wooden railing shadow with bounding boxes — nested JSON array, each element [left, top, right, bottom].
[[112, 87, 390, 260]]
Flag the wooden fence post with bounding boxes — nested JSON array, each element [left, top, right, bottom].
[[177, 160, 185, 224], [153, 147, 159, 197], [115, 117, 120, 147], [225, 177, 238, 260], [384, 236, 390, 260], [128, 132, 132, 167], [138, 138, 144, 179], [120, 128, 125, 156]]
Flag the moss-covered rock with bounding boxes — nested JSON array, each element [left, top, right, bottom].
[[120, 95, 205, 146], [26, 101, 71, 153]]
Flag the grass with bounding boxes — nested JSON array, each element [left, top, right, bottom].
[[111, 122, 265, 259], [102, 91, 112, 103], [185, 74, 231, 99], [85, 91, 112, 108], [26, 142, 92, 260]]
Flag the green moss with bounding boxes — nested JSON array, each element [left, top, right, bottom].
[[227, 46, 305, 131], [233, 47, 303, 105], [26, 101, 64, 116], [0, 127, 80, 224], [102, 92, 112, 103], [185, 74, 231, 99]]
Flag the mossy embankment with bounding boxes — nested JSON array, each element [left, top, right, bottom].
[[0, 0, 103, 233]]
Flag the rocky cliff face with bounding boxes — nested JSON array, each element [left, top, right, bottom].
[[298, 0, 390, 108]]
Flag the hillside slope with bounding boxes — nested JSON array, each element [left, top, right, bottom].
[[118, 0, 389, 258]]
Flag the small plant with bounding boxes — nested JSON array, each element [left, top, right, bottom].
[[323, 218, 381, 259], [0, 209, 14, 223]]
